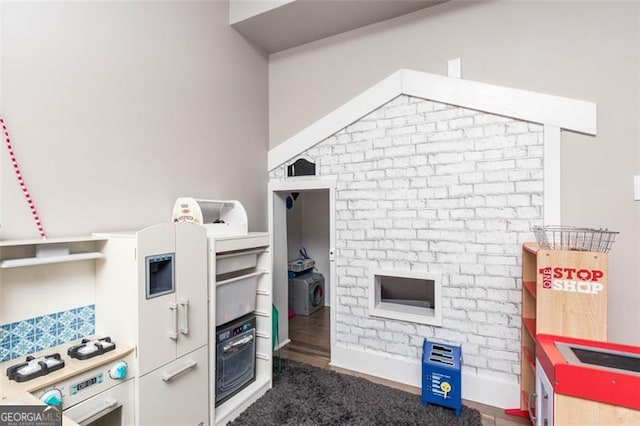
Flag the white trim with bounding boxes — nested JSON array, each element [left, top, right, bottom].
[[328, 185, 337, 360], [268, 178, 337, 362], [447, 58, 462, 79], [369, 269, 442, 326], [269, 177, 337, 192], [543, 125, 562, 225], [401, 69, 596, 135], [331, 345, 519, 409], [269, 68, 596, 171]]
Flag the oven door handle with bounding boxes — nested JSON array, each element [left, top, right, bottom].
[[222, 334, 254, 353], [162, 359, 197, 382], [75, 398, 119, 425], [528, 391, 537, 423]]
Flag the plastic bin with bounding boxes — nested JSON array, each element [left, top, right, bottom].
[[216, 273, 258, 325], [216, 249, 260, 275]]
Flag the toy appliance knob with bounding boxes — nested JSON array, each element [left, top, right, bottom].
[[109, 361, 128, 380]]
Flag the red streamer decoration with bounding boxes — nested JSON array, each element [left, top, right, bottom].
[[0, 116, 47, 239]]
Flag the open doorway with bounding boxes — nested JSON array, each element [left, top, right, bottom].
[[269, 180, 335, 364]]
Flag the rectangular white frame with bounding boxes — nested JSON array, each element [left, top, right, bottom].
[[369, 269, 442, 326]]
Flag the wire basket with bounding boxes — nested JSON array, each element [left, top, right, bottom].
[[531, 225, 619, 253]]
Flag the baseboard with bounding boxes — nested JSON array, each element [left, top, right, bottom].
[[331, 345, 519, 409], [275, 338, 291, 351]]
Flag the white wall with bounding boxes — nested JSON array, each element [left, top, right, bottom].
[[300, 191, 330, 306], [286, 190, 331, 306], [268, 0, 640, 345], [286, 194, 303, 260], [1, 1, 269, 241]]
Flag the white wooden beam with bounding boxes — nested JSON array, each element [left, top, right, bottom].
[[269, 68, 597, 171], [447, 58, 462, 79], [401, 69, 596, 136]]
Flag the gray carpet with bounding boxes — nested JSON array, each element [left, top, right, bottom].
[[229, 358, 483, 425]]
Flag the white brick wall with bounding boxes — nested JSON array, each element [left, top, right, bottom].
[[270, 95, 544, 385]]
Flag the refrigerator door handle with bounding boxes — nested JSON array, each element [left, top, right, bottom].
[[179, 298, 190, 335], [168, 302, 178, 340]]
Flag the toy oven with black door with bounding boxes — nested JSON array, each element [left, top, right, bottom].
[[215, 313, 256, 406]]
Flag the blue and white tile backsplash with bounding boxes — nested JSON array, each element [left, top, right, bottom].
[[0, 305, 95, 362]]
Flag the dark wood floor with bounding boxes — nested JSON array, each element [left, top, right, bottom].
[[278, 306, 530, 426]]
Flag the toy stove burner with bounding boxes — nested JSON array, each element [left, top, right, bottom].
[[6, 353, 65, 382], [67, 337, 116, 360]]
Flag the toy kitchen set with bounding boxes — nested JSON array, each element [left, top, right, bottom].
[[1, 337, 136, 425], [1, 198, 272, 426], [517, 226, 640, 425]]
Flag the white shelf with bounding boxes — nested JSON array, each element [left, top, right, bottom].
[[0, 236, 107, 247], [0, 252, 104, 269], [0, 236, 108, 269]]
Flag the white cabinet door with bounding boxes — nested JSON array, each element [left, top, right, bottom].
[[137, 224, 178, 376], [175, 224, 208, 358], [535, 359, 554, 426], [138, 345, 209, 426]]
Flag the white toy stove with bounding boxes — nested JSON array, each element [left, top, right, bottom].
[[2, 337, 135, 425]]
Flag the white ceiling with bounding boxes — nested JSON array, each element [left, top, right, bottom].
[[230, 0, 449, 54]]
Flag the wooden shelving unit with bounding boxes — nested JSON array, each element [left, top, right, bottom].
[[519, 243, 608, 417]]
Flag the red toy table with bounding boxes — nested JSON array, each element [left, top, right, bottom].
[[536, 334, 640, 425]]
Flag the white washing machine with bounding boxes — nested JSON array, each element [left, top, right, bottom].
[[288, 272, 325, 316]]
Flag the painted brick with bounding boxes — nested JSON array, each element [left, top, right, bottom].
[[385, 103, 417, 119], [476, 135, 516, 151], [461, 264, 485, 276], [437, 253, 478, 264], [416, 122, 437, 133], [436, 161, 476, 175], [474, 182, 515, 195], [387, 342, 418, 357], [479, 159, 515, 171], [387, 125, 417, 137], [506, 121, 530, 134], [384, 145, 416, 158], [516, 180, 543, 193], [392, 117, 408, 127], [373, 137, 393, 149], [428, 129, 464, 142], [271, 94, 544, 385], [448, 116, 474, 130], [464, 355, 489, 369], [516, 133, 540, 146], [516, 158, 542, 169], [483, 124, 506, 137], [474, 114, 510, 125], [348, 121, 377, 132], [416, 101, 435, 113], [516, 206, 542, 218]]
